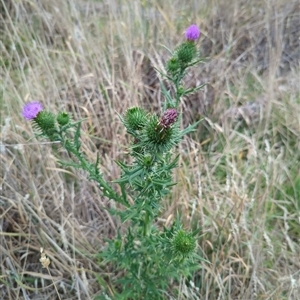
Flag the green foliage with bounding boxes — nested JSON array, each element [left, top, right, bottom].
[[25, 26, 206, 299], [98, 221, 197, 300], [267, 169, 300, 239]]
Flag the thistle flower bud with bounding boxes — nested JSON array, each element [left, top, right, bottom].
[[57, 112, 70, 126], [159, 108, 178, 129], [176, 42, 197, 65], [124, 107, 147, 131], [142, 153, 153, 167], [172, 230, 196, 256], [34, 111, 56, 135], [23, 102, 58, 140], [166, 57, 180, 75], [144, 115, 174, 153]]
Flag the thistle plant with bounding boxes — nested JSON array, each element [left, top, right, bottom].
[[23, 24, 206, 299]]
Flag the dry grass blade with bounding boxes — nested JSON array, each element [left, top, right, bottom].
[[1, 0, 299, 299]]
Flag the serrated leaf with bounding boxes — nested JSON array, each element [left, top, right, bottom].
[[74, 122, 81, 151], [57, 159, 81, 168], [179, 119, 203, 137], [182, 82, 207, 96]]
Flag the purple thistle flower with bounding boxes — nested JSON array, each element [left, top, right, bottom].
[[185, 24, 200, 41], [22, 101, 43, 120], [159, 108, 178, 128]]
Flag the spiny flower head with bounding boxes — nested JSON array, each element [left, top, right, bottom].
[[124, 107, 148, 131], [185, 24, 200, 41], [172, 229, 196, 256], [140, 109, 179, 154], [22, 101, 43, 120], [34, 111, 56, 134], [57, 112, 70, 126], [159, 108, 178, 129], [166, 57, 180, 75], [175, 42, 197, 65], [142, 115, 176, 154], [22, 102, 58, 140]]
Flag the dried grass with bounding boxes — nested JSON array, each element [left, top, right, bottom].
[[1, 0, 299, 299]]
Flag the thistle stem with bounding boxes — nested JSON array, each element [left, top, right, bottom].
[[59, 131, 125, 205]]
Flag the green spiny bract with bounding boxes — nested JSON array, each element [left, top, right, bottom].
[[172, 229, 196, 257], [33, 111, 58, 139], [123, 107, 148, 131], [174, 41, 197, 65], [166, 57, 181, 76], [141, 153, 154, 168], [57, 112, 70, 126], [140, 115, 179, 154]]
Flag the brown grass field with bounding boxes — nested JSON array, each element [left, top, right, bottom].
[[1, 0, 299, 299]]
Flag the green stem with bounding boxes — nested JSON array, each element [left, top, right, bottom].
[[174, 69, 185, 106], [59, 131, 127, 206]]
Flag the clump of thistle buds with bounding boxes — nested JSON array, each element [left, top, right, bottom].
[[166, 25, 200, 86], [22, 102, 71, 142], [23, 24, 205, 299]]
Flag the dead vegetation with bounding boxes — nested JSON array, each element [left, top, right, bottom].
[[1, 0, 299, 299]]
